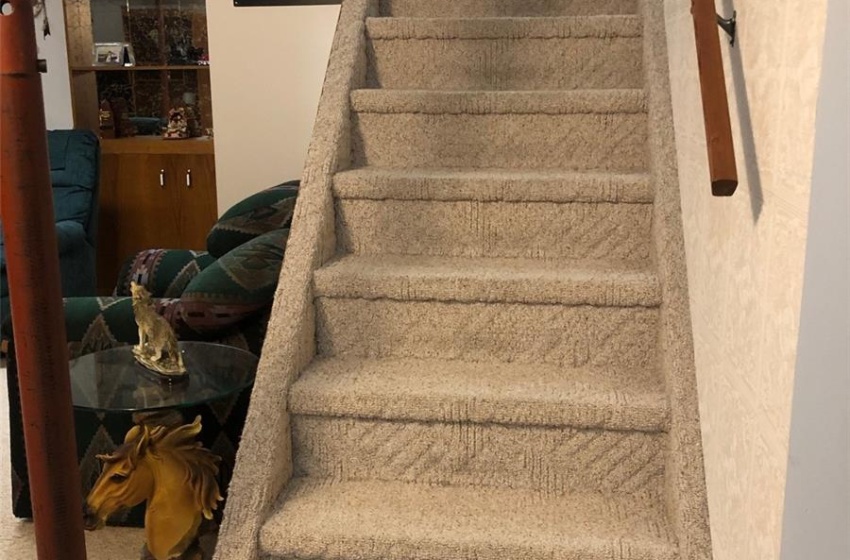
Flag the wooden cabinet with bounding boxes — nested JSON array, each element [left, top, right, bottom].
[[97, 138, 217, 291], [59, 0, 220, 291]]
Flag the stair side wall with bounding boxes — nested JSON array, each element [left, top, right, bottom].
[[213, 2, 376, 558], [640, 0, 713, 558]]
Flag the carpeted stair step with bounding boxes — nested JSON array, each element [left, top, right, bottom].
[[314, 254, 660, 306], [334, 168, 653, 260], [289, 356, 668, 494], [291, 357, 668, 430], [314, 260, 658, 368], [333, 168, 653, 203], [351, 90, 647, 170], [335, 197, 651, 261], [366, 16, 643, 90], [259, 478, 678, 560], [379, 0, 638, 18], [316, 297, 658, 367]]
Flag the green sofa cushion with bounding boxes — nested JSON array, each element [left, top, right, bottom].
[[55, 220, 86, 257], [206, 182, 298, 258], [183, 228, 289, 333], [48, 130, 99, 224]]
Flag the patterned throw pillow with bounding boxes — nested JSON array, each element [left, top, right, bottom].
[[114, 249, 215, 298], [182, 228, 290, 334], [206, 182, 299, 259]]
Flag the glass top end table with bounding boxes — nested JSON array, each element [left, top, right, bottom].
[[70, 342, 258, 414]]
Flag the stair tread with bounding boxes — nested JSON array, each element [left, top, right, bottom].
[[314, 254, 660, 306], [351, 88, 646, 114], [334, 167, 653, 203], [290, 356, 668, 431], [260, 478, 678, 560], [366, 15, 642, 39], [379, 0, 639, 19]]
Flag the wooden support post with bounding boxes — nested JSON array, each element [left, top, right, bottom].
[[692, 0, 739, 196], [0, 1, 88, 558]]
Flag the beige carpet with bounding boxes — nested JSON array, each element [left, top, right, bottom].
[[215, 1, 712, 559]]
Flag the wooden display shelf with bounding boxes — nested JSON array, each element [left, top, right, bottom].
[[100, 136, 215, 155], [71, 65, 211, 72]]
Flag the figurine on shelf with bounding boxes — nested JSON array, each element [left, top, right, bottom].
[[84, 416, 222, 560], [163, 107, 189, 139], [163, 106, 201, 140], [98, 99, 115, 139], [99, 98, 136, 139], [130, 282, 186, 378]]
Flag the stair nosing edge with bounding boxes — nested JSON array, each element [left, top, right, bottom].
[[332, 168, 655, 203], [350, 89, 648, 115]]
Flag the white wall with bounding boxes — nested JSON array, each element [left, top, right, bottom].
[[663, 1, 829, 558], [205, 2, 340, 215], [780, 0, 850, 556], [36, 0, 74, 129]]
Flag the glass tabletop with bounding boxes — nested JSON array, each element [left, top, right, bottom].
[[69, 342, 258, 413]]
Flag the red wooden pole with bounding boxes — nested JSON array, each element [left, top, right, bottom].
[[0, 1, 88, 559]]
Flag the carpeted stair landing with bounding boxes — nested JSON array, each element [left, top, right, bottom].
[[226, 1, 711, 559]]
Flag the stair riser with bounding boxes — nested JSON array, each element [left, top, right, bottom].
[[336, 199, 652, 260], [352, 112, 647, 171], [316, 298, 658, 368], [367, 37, 643, 90], [292, 416, 665, 496], [379, 0, 638, 17]]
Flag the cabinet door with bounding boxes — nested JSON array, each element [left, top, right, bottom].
[[98, 152, 182, 290], [166, 154, 218, 251]]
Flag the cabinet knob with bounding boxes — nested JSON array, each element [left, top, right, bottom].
[[186, 169, 192, 188], [159, 169, 165, 188]]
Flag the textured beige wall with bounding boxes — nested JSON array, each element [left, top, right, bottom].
[[662, 2, 828, 559], [206, 3, 340, 215]]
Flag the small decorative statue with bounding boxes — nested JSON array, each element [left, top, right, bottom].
[[98, 99, 115, 139], [99, 98, 136, 139], [84, 416, 222, 560], [131, 282, 186, 378], [163, 106, 201, 139], [164, 107, 189, 139]]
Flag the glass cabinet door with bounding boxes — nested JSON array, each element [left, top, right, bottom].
[[65, 0, 213, 137]]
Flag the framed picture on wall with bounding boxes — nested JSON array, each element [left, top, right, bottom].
[[93, 43, 136, 67]]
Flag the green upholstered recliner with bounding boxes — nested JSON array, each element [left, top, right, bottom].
[[4, 181, 298, 525], [0, 129, 100, 322]]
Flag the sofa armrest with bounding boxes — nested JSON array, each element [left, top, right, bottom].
[[55, 220, 86, 257], [114, 249, 216, 298]]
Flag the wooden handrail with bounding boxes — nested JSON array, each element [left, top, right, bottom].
[[692, 0, 738, 196]]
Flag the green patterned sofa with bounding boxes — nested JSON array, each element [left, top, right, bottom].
[[3, 181, 298, 525]]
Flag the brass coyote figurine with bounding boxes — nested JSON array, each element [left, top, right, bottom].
[[131, 281, 186, 377]]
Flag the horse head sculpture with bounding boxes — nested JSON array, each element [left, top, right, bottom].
[[84, 416, 222, 560]]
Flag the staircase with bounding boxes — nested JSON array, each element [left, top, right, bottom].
[[215, 1, 712, 559]]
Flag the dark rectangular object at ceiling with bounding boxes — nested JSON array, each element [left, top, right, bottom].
[[234, 0, 342, 5]]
